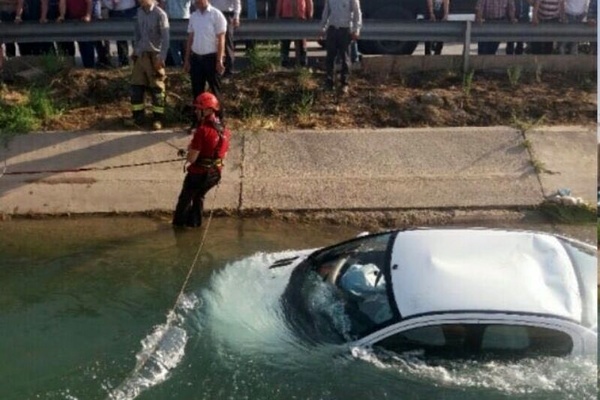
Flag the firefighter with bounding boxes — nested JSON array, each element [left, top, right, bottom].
[[128, 0, 170, 130], [172, 92, 231, 228]]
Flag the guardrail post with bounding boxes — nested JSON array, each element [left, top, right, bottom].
[[463, 20, 472, 73]]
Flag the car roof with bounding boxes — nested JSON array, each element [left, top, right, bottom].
[[389, 229, 586, 323]]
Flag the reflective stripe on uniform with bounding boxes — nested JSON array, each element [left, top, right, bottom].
[[152, 106, 165, 114], [132, 103, 145, 111]]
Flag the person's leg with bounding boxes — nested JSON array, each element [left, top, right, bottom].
[[173, 174, 197, 226], [223, 14, 235, 75], [297, 39, 308, 66], [79, 41, 96, 68], [188, 170, 221, 227], [204, 54, 224, 119], [339, 29, 351, 87], [280, 39, 291, 66], [324, 27, 336, 89]]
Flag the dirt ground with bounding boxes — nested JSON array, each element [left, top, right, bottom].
[[1, 63, 597, 133]]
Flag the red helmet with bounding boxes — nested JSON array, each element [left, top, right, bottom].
[[194, 92, 220, 111]]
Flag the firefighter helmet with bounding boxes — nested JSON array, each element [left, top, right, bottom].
[[194, 92, 220, 111]]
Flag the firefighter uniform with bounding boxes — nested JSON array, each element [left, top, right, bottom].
[[130, 1, 170, 128], [172, 114, 231, 227]]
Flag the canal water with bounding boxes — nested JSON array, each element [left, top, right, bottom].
[[0, 217, 596, 400]]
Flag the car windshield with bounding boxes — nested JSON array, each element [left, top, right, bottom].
[[309, 232, 397, 338]]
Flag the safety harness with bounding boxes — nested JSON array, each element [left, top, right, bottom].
[[193, 119, 225, 169]]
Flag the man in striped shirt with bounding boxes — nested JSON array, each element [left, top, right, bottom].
[[475, 0, 516, 54], [531, 0, 565, 54]]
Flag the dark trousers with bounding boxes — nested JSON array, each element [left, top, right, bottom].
[[172, 171, 221, 227], [280, 39, 308, 66], [0, 11, 17, 56], [325, 26, 352, 86], [221, 11, 235, 74], [58, 41, 96, 68], [109, 8, 138, 66], [530, 18, 559, 54], [478, 41, 501, 55], [190, 52, 223, 119]]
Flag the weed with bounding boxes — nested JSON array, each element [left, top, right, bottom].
[[511, 113, 546, 132], [293, 66, 313, 89], [531, 159, 547, 174], [39, 52, 68, 76], [534, 63, 543, 83], [28, 87, 63, 120], [246, 43, 279, 74], [521, 138, 532, 151], [506, 66, 522, 88], [462, 70, 474, 97], [538, 201, 596, 223], [292, 89, 314, 116]]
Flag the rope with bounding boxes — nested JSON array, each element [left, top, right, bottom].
[[2, 157, 184, 176], [108, 183, 220, 399]]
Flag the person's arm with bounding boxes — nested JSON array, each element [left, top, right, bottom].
[[216, 31, 225, 74], [157, 11, 170, 65], [559, 0, 565, 22], [233, 0, 240, 26], [351, 0, 361, 38], [475, 0, 484, 23], [83, 0, 92, 21], [186, 148, 199, 163], [531, 0, 540, 25], [507, 0, 516, 22], [40, 0, 49, 22], [15, 0, 24, 22], [275, 0, 282, 17], [320, 0, 329, 36], [427, 0, 435, 20], [183, 31, 193, 72], [306, 0, 313, 19], [132, 11, 141, 60], [442, 0, 449, 20]]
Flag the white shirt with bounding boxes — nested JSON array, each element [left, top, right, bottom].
[[102, 0, 137, 11], [565, 0, 588, 15], [187, 5, 227, 55]]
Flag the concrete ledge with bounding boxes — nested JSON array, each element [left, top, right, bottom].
[[362, 55, 598, 75]]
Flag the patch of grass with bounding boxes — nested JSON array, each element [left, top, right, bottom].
[[39, 52, 69, 76], [0, 86, 63, 146], [245, 43, 279, 74], [538, 201, 596, 223]]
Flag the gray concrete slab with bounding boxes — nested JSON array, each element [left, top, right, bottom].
[[525, 126, 597, 205], [0, 126, 592, 215], [0, 130, 242, 214], [241, 127, 543, 210]]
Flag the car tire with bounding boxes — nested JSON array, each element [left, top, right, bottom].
[[359, 6, 419, 55]]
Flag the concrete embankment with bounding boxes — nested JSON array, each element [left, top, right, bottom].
[[0, 126, 596, 216]]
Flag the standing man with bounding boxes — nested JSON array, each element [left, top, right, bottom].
[[103, 0, 138, 67], [56, 0, 96, 68], [531, 0, 565, 54], [159, 0, 192, 66], [320, 0, 362, 94], [173, 92, 231, 228], [559, 0, 587, 54], [129, 0, 170, 130], [475, 0, 516, 54], [276, 0, 313, 67], [183, 0, 226, 127], [211, 0, 240, 77]]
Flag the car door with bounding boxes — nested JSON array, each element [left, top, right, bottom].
[[355, 314, 588, 359]]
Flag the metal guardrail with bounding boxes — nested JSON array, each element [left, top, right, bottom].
[[1, 19, 596, 71], [1, 19, 596, 43]]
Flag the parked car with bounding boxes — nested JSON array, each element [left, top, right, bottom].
[[252, 0, 478, 54], [277, 228, 597, 359]]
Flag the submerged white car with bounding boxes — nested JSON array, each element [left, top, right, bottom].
[[277, 228, 597, 359]]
